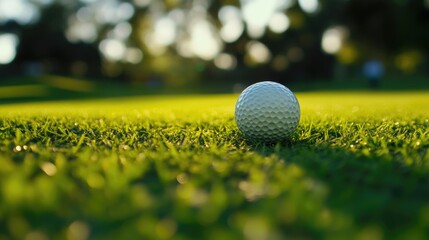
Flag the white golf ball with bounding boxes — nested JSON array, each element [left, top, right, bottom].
[[235, 81, 300, 142]]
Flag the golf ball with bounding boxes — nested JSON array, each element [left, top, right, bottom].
[[235, 81, 300, 142]]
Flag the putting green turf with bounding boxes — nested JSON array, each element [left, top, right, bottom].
[[0, 91, 428, 240]]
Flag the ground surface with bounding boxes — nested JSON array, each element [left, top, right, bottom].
[[0, 91, 428, 240]]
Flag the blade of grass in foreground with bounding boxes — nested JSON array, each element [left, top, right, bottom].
[[0, 91, 428, 240]]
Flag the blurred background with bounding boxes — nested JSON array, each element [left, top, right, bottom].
[[0, 0, 429, 97]]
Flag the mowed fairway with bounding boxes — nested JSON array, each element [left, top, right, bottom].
[[0, 91, 428, 240]]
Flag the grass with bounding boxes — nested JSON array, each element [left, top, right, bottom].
[[0, 91, 428, 240]]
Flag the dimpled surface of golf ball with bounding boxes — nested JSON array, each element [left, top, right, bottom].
[[235, 81, 300, 142]]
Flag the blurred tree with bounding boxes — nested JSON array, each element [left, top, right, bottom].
[[13, 2, 101, 77], [342, 0, 396, 54], [1, 0, 428, 85], [339, 0, 429, 73]]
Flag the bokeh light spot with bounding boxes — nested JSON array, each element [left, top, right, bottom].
[[247, 41, 271, 64], [66, 21, 98, 43], [243, 217, 270, 240], [76, 7, 92, 22], [112, 22, 132, 40], [125, 48, 143, 64], [214, 53, 237, 70], [220, 19, 244, 43], [99, 39, 127, 62], [155, 219, 177, 240], [241, 0, 277, 38], [394, 50, 423, 73], [133, 0, 152, 8], [176, 173, 188, 184], [86, 173, 105, 188], [0, 0, 40, 24], [67, 221, 90, 240], [40, 162, 57, 176], [0, 34, 19, 65], [95, 1, 134, 24], [25, 231, 49, 240], [189, 19, 223, 60], [298, 0, 319, 14], [218, 5, 241, 23], [152, 16, 177, 46], [176, 39, 194, 58], [33, 0, 53, 4], [322, 27, 348, 54], [322, 33, 341, 54], [117, 2, 135, 21], [272, 54, 289, 71], [219, 5, 244, 42], [268, 12, 290, 33], [337, 44, 358, 64], [168, 9, 186, 24]]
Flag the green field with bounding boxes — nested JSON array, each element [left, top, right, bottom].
[[0, 91, 428, 240]]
